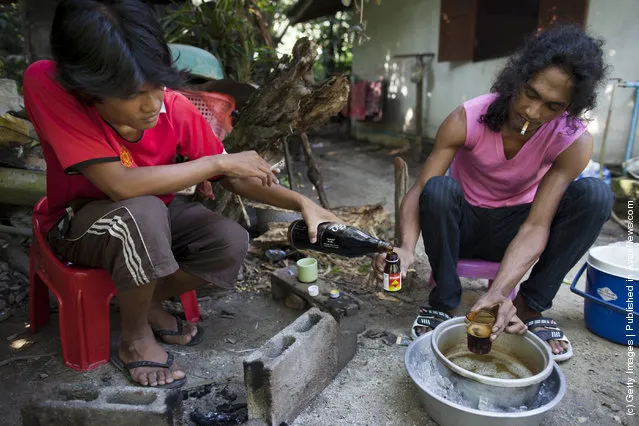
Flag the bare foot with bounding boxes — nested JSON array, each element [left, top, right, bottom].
[[148, 305, 197, 345], [119, 327, 185, 387]]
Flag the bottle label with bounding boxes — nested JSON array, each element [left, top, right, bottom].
[[322, 235, 342, 249], [383, 272, 402, 292]]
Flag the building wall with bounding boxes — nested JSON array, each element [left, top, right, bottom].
[[351, 0, 639, 165]]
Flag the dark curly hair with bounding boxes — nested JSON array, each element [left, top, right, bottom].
[[480, 25, 609, 133]]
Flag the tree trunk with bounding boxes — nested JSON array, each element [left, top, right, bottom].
[[202, 38, 349, 218]]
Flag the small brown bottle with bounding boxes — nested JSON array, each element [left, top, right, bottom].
[[383, 251, 402, 292]]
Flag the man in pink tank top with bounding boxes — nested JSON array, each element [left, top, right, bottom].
[[375, 25, 613, 361]]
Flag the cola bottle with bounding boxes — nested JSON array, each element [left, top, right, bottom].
[[288, 220, 393, 258]]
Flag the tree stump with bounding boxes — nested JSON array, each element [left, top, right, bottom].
[[204, 38, 349, 219]]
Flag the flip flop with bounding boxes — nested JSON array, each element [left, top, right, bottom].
[[525, 317, 573, 362], [110, 350, 187, 389], [152, 313, 204, 346], [411, 307, 452, 339]]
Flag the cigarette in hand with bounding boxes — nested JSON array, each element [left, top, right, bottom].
[[270, 159, 285, 172], [521, 121, 529, 135]]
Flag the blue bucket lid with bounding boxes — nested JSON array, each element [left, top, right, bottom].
[[587, 242, 639, 279], [169, 44, 224, 81]]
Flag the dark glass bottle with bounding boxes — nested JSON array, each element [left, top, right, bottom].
[[287, 220, 393, 258]]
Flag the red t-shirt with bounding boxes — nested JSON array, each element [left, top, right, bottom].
[[23, 60, 225, 232]]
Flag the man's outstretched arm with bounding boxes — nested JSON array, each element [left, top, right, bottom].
[[221, 175, 341, 243], [373, 106, 466, 279]]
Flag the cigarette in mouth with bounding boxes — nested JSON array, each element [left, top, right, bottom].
[[520, 121, 529, 135]]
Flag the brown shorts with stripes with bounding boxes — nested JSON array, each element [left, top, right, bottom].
[[48, 195, 249, 292]]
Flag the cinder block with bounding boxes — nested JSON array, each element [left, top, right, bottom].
[[337, 315, 365, 371], [243, 308, 340, 425], [242, 420, 268, 426], [21, 384, 183, 426]]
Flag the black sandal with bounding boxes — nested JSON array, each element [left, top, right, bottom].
[[524, 317, 573, 362], [411, 307, 451, 339], [111, 350, 187, 389], [152, 313, 204, 346]]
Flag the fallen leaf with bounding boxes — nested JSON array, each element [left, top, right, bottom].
[[375, 292, 400, 302]]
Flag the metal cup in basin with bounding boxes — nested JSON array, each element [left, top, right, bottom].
[[405, 330, 565, 426], [431, 317, 554, 410]]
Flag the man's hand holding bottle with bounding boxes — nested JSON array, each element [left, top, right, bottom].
[[373, 246, 414, 282]]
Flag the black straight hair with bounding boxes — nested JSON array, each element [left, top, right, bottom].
[[50, 0, 182, 104]]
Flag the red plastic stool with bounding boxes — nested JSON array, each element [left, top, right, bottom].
[[428, 258, 518, 301], [29, 197, 201, 371]]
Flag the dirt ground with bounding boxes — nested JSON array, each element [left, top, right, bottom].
[[0, 133, 634, 426]]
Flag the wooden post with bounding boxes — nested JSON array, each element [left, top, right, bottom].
[[282, 137, 296, 191], [300, 133, 330, 209], [414, 77, 423, 160], [394, 157, 409, 246]]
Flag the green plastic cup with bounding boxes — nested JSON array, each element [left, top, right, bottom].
[[297, 257, 318, 283]]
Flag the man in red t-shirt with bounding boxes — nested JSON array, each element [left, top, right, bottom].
[[23, 0, 340, 389]]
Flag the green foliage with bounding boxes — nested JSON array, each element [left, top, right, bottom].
[[161, 0, 355, 84], [277, 175, 291, 189], [161, 0, 281, 83], [358, 263, 371, 274], [0, 4, 27, 91], [296, 12, 354, 80]]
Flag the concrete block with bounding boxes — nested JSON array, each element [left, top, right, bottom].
[[21, 383, 183, 426], [243, 308, 339, 425], [241, 420, 268, 426], [337, 315, 365, 372]]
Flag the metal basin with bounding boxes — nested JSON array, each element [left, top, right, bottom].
[[430, 317, 554, 409], [405, 330, 565, 426]]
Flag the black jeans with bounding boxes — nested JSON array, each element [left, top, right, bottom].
[[419, 176, 614, 313]]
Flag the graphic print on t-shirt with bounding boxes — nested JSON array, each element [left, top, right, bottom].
[[119, 146, 136, 168]]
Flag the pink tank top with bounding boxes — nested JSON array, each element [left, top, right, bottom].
[[450, 94, 586, 208]]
